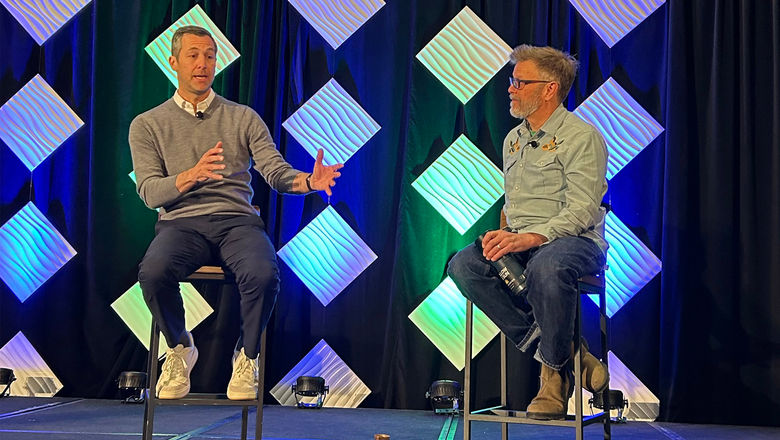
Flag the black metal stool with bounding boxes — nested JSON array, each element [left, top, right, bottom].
[[463, 273, 611, 440], [142, 265, 266, 440]]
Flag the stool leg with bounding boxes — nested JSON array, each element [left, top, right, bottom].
[[599, 287, 611, 440], [464, 300, 473, 440], [500, 335, 507, 440], [241, 406, 248, 440], [256, 328, 266, 439], [143, 321, 160, 440], [575, 296, 583, 440]]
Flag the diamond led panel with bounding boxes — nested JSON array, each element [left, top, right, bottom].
[[569, 0, 665, 48], [145, 5, 240, 86], [0, 202, 76, 302], [574, 78, 664, 179], [567, 351, 659, 420], [416, 6, 511, 104], [111, 281, 214, 358], [289, 0, 384, 49], [412, 135, 504, 235], [0, 74, 84, 171], [408, 277, 500, 370], [277, 206, 377, 306], [595, 212, 662, 317], [283, 79, 380, 165], [270, 339, 371, 408], [0, 332, 63, 397], [0, 0, 91, 45]]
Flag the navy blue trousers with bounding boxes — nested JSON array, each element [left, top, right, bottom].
[[447, 236, 605, 370], [138, 214, 278, 359]]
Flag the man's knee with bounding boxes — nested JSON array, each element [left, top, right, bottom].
[[447, 244, 480, 280], [236, 264, 279, 294]]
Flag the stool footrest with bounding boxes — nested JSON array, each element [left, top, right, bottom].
[[147, 391, 261, 406], [470, 407, 608, 427]]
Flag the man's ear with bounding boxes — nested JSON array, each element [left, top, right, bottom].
[[168, 55, 178, 71], [544, 82, 559, 102]]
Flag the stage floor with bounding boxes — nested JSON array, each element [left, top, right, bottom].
[[0, 397, 778, 439]]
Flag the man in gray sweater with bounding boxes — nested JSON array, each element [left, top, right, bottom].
[[128, 25, 343, 400]]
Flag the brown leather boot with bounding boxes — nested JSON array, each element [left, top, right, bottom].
[[576, 338, 609, 393], [526, 363, 573, 420]]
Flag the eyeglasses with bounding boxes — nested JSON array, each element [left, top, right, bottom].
[[509, 77, 552, 90]]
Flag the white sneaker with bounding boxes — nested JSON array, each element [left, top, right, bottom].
[[227, 347, 259, 400], [156, 332, 198, 399]]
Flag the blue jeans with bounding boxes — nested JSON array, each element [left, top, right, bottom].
[[447, 236, 605, 370]]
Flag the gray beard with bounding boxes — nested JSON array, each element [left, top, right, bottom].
[[510, 96, 542, 119]]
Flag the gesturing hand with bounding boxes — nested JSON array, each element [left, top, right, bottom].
[[176, 141, 225, 193], [309, 149, 344, 196], [481, 229, 547, 261]]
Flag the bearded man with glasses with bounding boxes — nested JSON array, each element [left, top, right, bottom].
[[448, 45, 610, 420]]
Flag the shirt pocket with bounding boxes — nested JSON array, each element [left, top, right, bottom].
[[535, 154, 564, 192]]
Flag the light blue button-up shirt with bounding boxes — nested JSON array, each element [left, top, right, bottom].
[[502, 104, 609, 253]]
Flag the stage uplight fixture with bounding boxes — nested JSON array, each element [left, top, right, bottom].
[[425, 380, 462, 414], [589, 388, 629, 423], [0, 368, 15, 397], [292, 375, 329, 408], [117, 371, 147, 404]]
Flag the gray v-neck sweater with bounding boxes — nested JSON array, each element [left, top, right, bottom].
[[129, 95, 300, 220]]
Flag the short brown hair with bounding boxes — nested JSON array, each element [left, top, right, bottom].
[[510, 45, 579, 103], [171, 25, 217, 58]]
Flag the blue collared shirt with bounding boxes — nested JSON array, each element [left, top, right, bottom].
[[502, 104, 609, 253]]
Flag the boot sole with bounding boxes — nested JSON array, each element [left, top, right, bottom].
[[526, 411, 565, 420]]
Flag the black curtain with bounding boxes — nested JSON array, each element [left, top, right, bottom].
[[0, 0, 778, 426], [660, 0, 780, 425]]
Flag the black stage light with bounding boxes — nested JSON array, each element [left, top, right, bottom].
[[117, 371, 147, 404], [589, 389, 629, 423], [292, 376, 328, 408], [425, 380, 462, 414], [0, 368, 15, 397]]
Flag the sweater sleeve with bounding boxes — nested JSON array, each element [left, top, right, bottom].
[[246, 109, 301, 193], [128, 116, 183, 209]]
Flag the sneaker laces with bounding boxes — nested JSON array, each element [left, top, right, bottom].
[[160, 348, 188, 385], [233, 353, 258, 384]]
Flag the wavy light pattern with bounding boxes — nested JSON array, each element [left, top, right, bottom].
[[277, 206, 377, 306], [569, 0, 665, 47], [408, 277, 500, 370], [574, 78, 663, 179], [0, 332, 63, 397], [0, 203, 76, 302], [0, 75, 84, 171], [567, 351, 659, 420], [0, 0, 91, 45], [289, 0, 384, 49], [270, 339, 371, 408], [412, 135, 504, 235], [111, 281, 213, 358], [416, 6, 511, 104], [594, 212, 662, 317], [145, 5, 240, 86], [283, 79, 380, 165]]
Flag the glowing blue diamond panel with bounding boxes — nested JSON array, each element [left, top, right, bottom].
[[289, 0, 385, 49], [283, 79, 380, 166], [277, 206, 377, 306], [412, 135, 504, 235], [145, 5, 240, 86], [569, 0, 665, 48], [416, 6, 511, 104], [0, 75, 84, 171], [574, 78, 663, 179], [0, 0, 91, 45], [597, 212, 662, 317], [0, 202, 77, 302]]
